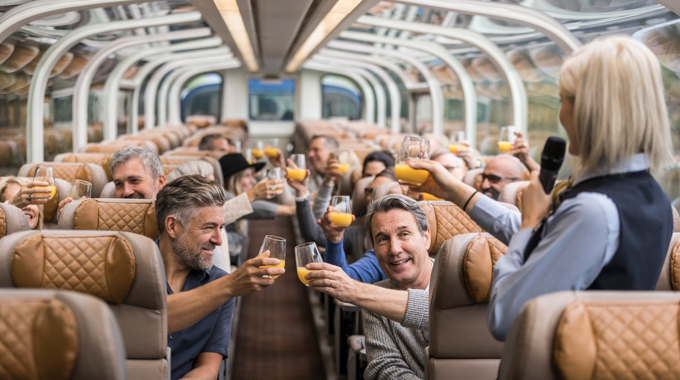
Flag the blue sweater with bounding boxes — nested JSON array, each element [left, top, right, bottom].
[[326, 238, 387, 284]]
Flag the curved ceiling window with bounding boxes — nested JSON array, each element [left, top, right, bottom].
[[248, 78, 295, 122], [181, 73, 223, 123], [321, 74, 362, 120]]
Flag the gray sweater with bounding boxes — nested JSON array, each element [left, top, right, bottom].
[[363, 275, 431, 380]]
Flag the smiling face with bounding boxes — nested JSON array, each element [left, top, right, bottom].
[[170, 206, 224, 271], [3, 183, 39, 229], [308, 138, 331, 172], [113, 158, 166, 199], [370, 209, 432, 290], [239, 168, 257, 192]]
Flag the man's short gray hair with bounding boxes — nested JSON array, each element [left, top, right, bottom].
[[110, 146, 163, 179], [364, 194, 429, 243]]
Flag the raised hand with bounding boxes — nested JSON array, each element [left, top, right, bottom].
[[285, 158, 310, 196], [224, 250, 285, 296], [305, 262, 358, 303], [322, 158, 343, 186], [317, 206, 354, 244], [519, 171, 551, 230], [268, 148, 286, 169], [8, 181, 51, 208], [247, 177, 284, 203]]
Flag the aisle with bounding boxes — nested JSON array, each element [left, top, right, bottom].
[[230, 219, 326, 380]]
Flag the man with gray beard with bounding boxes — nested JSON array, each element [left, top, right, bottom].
[[155, 175, 285, 380]]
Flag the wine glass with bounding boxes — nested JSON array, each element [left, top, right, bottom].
[[449, 131, 466, 154], [295, 242, 323, 286], [333, 150, 350, 174], [258, 235, 286, 279], [268, 167, 283, 190], [287, 154, 307, 181], [266, 138, 280, 158], [69, 180, 92, 199], [498, 126, 517, 153], [330, 195, 352, 227], [252, 140, 265, 159], [395, 136, 430, 186], [33, 166, 56, 200]]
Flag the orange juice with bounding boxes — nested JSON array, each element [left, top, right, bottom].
[[36, 186, 56, 200], [329, 212, 352, 227], [422, 193, 443, 201], [297, 267, 316, 286], [498, 141, 513, 153], [251, 149, 264, 159], [265, 147, 279, 158], [260, 260, 285, 279], [334, 164, 350, 174], [449, 145, 462, 154], [395, 163, 429, 186], [287, 168, 307, 181]]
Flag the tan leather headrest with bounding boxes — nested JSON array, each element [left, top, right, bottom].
[[351, 176, 374, 216], [462, 168, 483, 189], [11, 232, 136, 304], [162, 164, 178, 177], [418, 201, 484, 253], [55, 153, 113, 181], [656, 233, 680, 291], [498, 181, 530, 209], [0, 203, 30, 238], [59, 199, 159, 240]]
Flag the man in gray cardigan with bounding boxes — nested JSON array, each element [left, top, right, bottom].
[[305, 195, 434, 379]]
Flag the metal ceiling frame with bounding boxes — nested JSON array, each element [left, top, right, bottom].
[[25, 10, 204, 163], [339, 31, 476, 143], [316, 50, 402, 132], [166, 60, 242, 125], [302, 61, 377, 124], [326, 42, 415, 89], [357, 15, 527, 136], [101, 36, 224, 140], [72, 28, 213, 151]]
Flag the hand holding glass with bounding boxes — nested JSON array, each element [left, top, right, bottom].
[[33, 166, 56, 200], [266, 138, 280, 158], [252, 141, 265, 159], [498, 126, 517, 153], [395, 137, 430, 186], [268, 167, 284, 190], [287, 154, 307, 181], [295, 242, 323, 286], [449, 131, 465, 153], [259, 235, 286, 279], [69, 180, 92, 199], [329, 195, 353, 227], [333, 150, 350, 174]]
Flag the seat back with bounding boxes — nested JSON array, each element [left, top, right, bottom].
[[0, 203, 30, 238], [428, 233, 507, 380], [160, 155, 223, 186], [418, 201, 484, 254], [656, 233, 680, 291], [497, 181, 529, 209], [0, 289, 127, 380], [462, 168, 483, 189], [499, 291, 680, 380], [0, 230, 168, 380], [54, 153, 114, 181], [100, 181, 115, 198], [162, 164, 178, 177], [58, 199, 159, 240], [351, 176, 374, 217], [18, 162, 108, 199]]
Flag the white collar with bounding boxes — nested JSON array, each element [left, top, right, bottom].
[[573, 153, 649, 186]]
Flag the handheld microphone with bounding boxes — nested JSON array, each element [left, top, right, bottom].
[[539, 137, 567, 194]]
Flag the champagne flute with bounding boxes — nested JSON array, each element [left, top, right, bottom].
[[268, 167, 283, 190], [333, 150, 350, 174], [259, 235, 286, 279], [449, 131, 466, 154], [295, 242, 323, 286], [329, 195, 352, 227], [266, 138, 280, 158], [69, 180, 92, 199], [395, 136, 430, 186], [252, 140, 264, 159], [33, 166, 56, 200], [287, 154, 307, 181], [498, 126, 517, 153]]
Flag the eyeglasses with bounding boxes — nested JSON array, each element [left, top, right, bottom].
[[480, 173, 518, 184]]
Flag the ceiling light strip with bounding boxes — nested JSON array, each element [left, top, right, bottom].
[[285, 0, 362, 72], [214, 0, 258, 71]]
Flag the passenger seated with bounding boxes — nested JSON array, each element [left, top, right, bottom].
[[198, 134, 234, 155], [307, 134, 339, 195], [111, 146, 167, 199], [362, 150, 395, 177], [308, 195, 434, 379], [0, 176, 46, 229], [479, 155, 524, 200], [155, 175, 284, 380], [431, 149, 467, 181]]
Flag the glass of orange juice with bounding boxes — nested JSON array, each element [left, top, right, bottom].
[[259, 235, 286, 279], [251, 140, 264, 159], [449, 131, 465, 154], [33, 166, 56, 200], [498, 126, 517, 153], [265, 138, 279, 158], [287, 154, 307, 181], [295, 242, 323, 287], [333, 150, 350, 174], [395, 136, 430, 186], [330, 195, 353, 227]]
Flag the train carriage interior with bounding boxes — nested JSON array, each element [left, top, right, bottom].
[[2, 0, 680, 379]]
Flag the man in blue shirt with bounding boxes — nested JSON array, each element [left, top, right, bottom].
[[155, 175, 285, 380]]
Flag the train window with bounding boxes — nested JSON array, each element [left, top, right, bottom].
[[182, 73, 223, 123], [321, 74, 362, 120], [248, 78, 295, 121]]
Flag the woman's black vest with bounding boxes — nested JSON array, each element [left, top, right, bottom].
[[524, 170, 673, 290]]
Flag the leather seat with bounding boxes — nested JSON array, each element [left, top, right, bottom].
[[18, 162, 108, 199], [81, 141, 159, 155], [58, 198, 159, 240], [0, 203, 30, 238], [160, 155, 223, 186], [0, 230, 168, 380], [0, 289, 127, 380], [351, 176, 374, 217], [497, 181, 529, 209], [162, 164, 178, 177], [462, 168, 483, 190], [655, 233, 680, 290], [418, 201, 484, 255], [54, 152, 114, 181], [498, 291, 680, 380], [428, 233, 507, 380]]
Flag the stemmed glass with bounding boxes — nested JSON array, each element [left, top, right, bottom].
[[329, 195, 352, 227], [498, 126, 517, 153], [33, 166, 56, 200], [69, 180, 92, 200], [395, 136, 430, 186], [287, 154, 307, 181], [258, 235, 286, 279], [266, 138, 280, 158], [295, 242, 323, 286], [333, 150, 350, 174], [252, 140, 265, 159], [449, 131, 465, 154]]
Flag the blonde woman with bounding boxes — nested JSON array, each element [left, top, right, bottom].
[[298, 36, 676, 345], [0, 176, 47, 229]]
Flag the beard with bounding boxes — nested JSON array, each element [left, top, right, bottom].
[[482, 186, 500, 200], [171, 233, 215, 271]]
